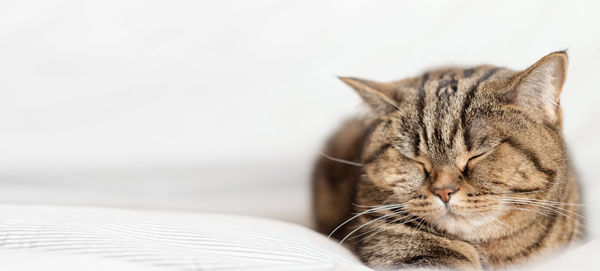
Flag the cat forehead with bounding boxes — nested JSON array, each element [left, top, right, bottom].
[[402, 66, 513, 94], [392, 66, 515, 115], [379, 66, 516, 160]]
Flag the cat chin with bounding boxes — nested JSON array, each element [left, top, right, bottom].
[[435, 215, 479, 236], [432, 209, 496, 238]]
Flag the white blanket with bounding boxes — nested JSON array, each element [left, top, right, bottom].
[[0, 204, 368, 271]]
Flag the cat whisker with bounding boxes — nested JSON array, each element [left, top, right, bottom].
[[351, 213, 426, 246], [498, 202, 584, 227], [328, 204, 404, 238], [491, 206, 556, 219], [501, 199, 587, 223], [347, 211, 415, 242], [319, 152, 363, 167], [352, 202, 406, 209], [338, 213, 398, 246], [502, 199, 586, 219], [502, 197, 586, 206], [406, 215, 427, 245]]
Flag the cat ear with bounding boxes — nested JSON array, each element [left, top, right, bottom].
[[510, 51, 568, 123], [338, 77, 399, 115]]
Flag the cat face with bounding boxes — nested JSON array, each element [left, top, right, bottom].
[[344, 52, 569, 240]]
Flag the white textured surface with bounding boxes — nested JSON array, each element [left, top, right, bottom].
[[0, 204, 368, 271]]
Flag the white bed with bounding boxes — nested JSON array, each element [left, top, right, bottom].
[[1, 1, 599, 270], [0, 204, 368, 270]]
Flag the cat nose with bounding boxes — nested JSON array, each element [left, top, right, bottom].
[[432, 186, 457, 203]]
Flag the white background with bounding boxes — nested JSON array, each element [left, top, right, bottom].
[[0, 0, 599, 236]]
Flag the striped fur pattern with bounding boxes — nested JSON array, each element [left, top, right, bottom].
[[312, 52, 583, 269]]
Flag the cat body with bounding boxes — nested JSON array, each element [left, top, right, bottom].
[[313, 52, 583, 269]]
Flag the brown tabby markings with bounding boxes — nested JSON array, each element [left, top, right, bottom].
[[312, 52, 583, 269]]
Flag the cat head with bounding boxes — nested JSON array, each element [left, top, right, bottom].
[[342, 51, 569, 240]]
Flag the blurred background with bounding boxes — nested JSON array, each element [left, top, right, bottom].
[[0, 0, 598, 236]]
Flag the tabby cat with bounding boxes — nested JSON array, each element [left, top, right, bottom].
[[312, 51, 583, 269]]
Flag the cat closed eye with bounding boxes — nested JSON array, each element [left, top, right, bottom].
[[416, 161, 428, 173], [410, 157, 431, 173], [463, 153, 486, 173]]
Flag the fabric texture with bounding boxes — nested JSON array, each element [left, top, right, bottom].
[[0, 204, 368, 271]]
